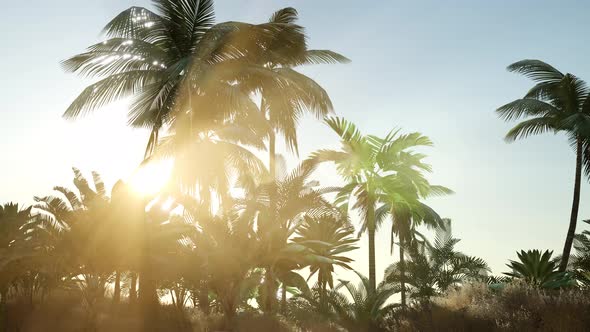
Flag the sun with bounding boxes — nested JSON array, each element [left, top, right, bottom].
[[128, 159, 174, 196]]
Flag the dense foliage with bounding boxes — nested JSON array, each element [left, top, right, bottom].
[[3, 1, 590, 331]]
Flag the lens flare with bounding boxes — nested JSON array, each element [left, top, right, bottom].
[[129, 159, 174, 196]]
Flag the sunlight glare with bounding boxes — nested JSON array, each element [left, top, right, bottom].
[[161, 196, 175, 211], [129, 159, 174, 196]]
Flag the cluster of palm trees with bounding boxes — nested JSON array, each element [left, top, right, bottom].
[[5, 0, 590, 331], [0, 1, 484, 330]]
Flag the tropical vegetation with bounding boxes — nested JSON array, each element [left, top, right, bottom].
[[3, 1, 590, 331]]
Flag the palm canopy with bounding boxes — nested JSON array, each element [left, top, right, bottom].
[[0, 203, 32, 249], [235, 160, 330, 237], [374, 173, 452, 253], [384, 220, 489, 303], [503, 249, 572, 289], [310, 117, 441, 232], [289, 271, 398, 332], [293, 214, 359, 291], [151, 108, 268, 199], [496, 59, 590, 172], [62, 0, 314, 155], [328, 272, 398, 332], [259, 8, 350, 156], [31, 168, 117, 274], [310, 117, 450, 291], [0, 203, 34, 292]]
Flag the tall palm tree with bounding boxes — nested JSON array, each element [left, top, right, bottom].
[[252, 12, 349, 303], [372, 129, 452, 308], [63, 0, 307, 157], [310, 117, 439, 292], [292, 213, 358, 309], [496, 59, 590, 271]]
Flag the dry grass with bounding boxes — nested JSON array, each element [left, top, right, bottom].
[[401, 282, 590, 332], [2, 292, 298, 332], [4, 283, 590, 331]]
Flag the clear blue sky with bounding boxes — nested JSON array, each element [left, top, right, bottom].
[[2, 0, 590, 281]]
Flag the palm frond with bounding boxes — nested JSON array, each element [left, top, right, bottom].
[[504, 117, 557, 142], [507, 59, 564, 83]]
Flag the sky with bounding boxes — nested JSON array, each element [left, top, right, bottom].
[[2, 0, 590, 282]]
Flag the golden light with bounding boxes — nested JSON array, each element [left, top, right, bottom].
[[128, 159, 174, 196]]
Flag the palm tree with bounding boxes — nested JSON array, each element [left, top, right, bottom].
[[504, 249, 572, 289], [496, 60, 590, 271], [310, 117, 440, 292], [32, 169, 186, 310], [372, 136, 452, 308], [0, 203, 33, 307], [32, 169, 132, 307], [290, 272, 398, 332], [63, 0, 308, 157], [236, 161, 331, 313], [137, 199, 191, 314], [257, 7, 349, 179], [292, 213, 358, 309], [181, 197, 261, 325], [384, 219, 489, 305], [569, 219, 590, 288], [572, 220, 590, 278], [33, 169, 114, 274], [326, 272, 398, 332], [0, 203, 32, 249], [151, 98, 268, 204]]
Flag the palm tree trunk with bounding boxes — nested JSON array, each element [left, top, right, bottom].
[[281, 284, 287, 314], [263, 269, 276, 314], [138, 271, 159, 320], [199, 280, 210, 315], [368, 227, 376, 293], [560, 137, 583, 271], [265, 97, 280, 314], [269, 130, 276, 180], [400, 244, 407, 310], [319, 281, 326, 311], [170, 289, 176, 307], [0, 287, 6, 331], [0, 287, 7, 307], [368, 201, 377, 292], [113, 270, 121, 304]]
